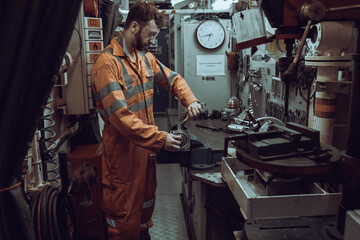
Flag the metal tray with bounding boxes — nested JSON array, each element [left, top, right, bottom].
[[221, 157, 342, 220]]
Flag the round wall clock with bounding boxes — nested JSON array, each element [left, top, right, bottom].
[[195, 20, 226, 50]]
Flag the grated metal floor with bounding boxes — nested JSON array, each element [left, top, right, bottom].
[[149, 164, 188, 240], [150, 117, 189, 240]]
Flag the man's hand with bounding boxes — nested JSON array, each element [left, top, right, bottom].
[[187, 101, 202, 118], [163, 133, 182, 151]]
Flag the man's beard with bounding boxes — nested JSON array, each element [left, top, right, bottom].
[[135, 28, 146, 51]]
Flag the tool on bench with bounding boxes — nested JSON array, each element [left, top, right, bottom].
[[195, 123, 222, 131]]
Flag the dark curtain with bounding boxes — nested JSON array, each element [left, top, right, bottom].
[[99, 0, 123, 46], [0, 1, 82, 239]]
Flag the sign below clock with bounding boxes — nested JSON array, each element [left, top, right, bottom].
[[196, 55, 225, 76]]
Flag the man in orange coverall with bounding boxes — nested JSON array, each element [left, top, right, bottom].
[[91, 1, 201, 239]]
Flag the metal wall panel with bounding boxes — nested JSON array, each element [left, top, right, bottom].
[[181, 18, 232, 114]]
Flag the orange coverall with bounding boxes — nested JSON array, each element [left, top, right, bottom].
[[91, 32, 198, 239]]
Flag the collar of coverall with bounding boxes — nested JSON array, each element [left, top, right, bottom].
[[112, 31, 147, 58]]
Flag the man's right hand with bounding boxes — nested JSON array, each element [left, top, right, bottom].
[[163, 133, 182, 151]]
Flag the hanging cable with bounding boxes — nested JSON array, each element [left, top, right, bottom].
[[72, 26, 82, 64], [39, 96, 59, 187]]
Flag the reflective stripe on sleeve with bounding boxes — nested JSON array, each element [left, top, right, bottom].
[[167, 71, 178, 86], [128, 96, 153, 113], [140, 220, 150, 229], [106, 217, 116, 228], [143, 198, 155, 209], [155, 61, 179, 86], [99, 99, 127, 118], [154, 62, 166, 83], [94, 82, 122, 103]]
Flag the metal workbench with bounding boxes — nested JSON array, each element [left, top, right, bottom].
[[167, 114, 243, 240], [168, 115, 235, 152]]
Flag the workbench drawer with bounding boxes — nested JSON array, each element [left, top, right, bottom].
[[221, 157, 342, 221]]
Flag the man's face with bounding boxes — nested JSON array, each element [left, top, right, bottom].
[[135, 19, 160, 51]]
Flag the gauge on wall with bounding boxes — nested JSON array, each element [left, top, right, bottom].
[[195, 19, 226, 50]]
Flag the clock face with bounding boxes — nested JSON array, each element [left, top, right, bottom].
[[196, 20, 225, 50]]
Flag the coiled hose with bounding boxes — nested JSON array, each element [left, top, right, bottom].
[[30, 185, 76, 240], [39, 96, 59, 187], [30, 152, 78, 240]]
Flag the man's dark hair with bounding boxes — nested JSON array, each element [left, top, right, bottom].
[[124, 1, 164, 29]]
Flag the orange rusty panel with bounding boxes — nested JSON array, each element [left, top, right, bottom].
[[70, 144, 102, 159], [69, 144, 107, 240]]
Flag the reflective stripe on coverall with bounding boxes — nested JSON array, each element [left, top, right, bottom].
[[91, 32, 198, 239]]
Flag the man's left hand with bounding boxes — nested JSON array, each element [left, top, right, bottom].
[[187, 101, 201, 118]]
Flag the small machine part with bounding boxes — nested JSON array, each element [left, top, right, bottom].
[[227, 96, 240, 109], [209, 110, 221, 119], [220, 110, 229, 121], [227, 123, 248, 133], [224, 96, 241, 118], [251, 82, 262, 92], [170, 125, 191, 151], [226, 108, 263, 133], [68, 162, 97, 207]]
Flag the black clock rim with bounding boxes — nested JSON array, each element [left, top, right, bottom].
[[195, 19, 226, 50]]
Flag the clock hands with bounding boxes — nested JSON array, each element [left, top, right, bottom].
[[200, 33, 211, 37], [200, 33, 213, 42]]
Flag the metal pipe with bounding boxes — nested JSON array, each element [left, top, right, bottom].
[[30, 131, 44, 188], [118, 7, 231, 15], [326, 4, 360, 13]]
